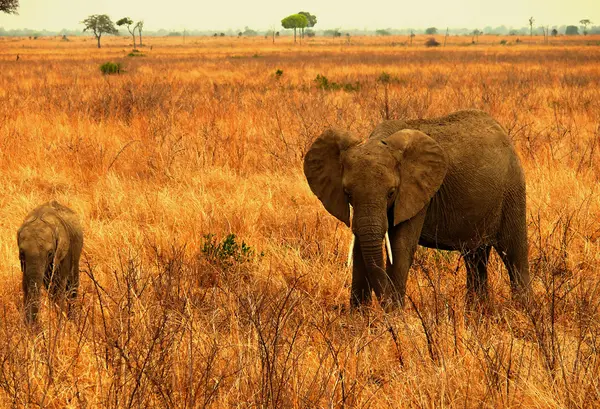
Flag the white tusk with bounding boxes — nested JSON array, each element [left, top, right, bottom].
[[385, 231, 393, 265], [347, 235, 355, 267]]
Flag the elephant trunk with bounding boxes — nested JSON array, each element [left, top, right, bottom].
[[22, 261, 44, 324], [353, 212, 387, 285]]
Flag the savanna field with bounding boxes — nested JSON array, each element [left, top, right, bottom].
[[0, 34, 600, 408]]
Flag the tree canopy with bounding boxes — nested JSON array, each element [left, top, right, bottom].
[[281, 14, 308, 43], [82, 14, 119, 48], [0, 0, 18, 14], [565, 25, 579, 35], [425, 27, 438, 35], [298, 11, 317, 28]]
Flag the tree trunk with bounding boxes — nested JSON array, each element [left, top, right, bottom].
[[294, 28, 296, 43], [131, 30, 136, 49], [97, 34, 101, 48], [139, 30, 143, 46]]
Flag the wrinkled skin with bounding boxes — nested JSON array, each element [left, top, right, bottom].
[[304, 110, 530, 308], [17, 201, 83, 325]]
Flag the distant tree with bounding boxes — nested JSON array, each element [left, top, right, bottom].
[[220, 32, 225, 37], [116, 17, 136, 48], [298, 11, 317, 38], [305, 29, 315, 37], [580, 19, 592, 35], [325, 29, 341, 38], [82, 14, 119, 49], [281, 13, 308, 43], [471, 29, 482, 43], [528, 16, 534, 37], [551, 28, 558, 36], [243, 26, 257, 36], [376, 29, 391, 36], [425, 27, 438, 35], [565, 25, 579, 35], [135, 21, 144, 46], [0, 0, 18, 14]]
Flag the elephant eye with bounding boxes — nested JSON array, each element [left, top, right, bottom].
[[344, 188, 352, 200], [388, 189, 396, 199]]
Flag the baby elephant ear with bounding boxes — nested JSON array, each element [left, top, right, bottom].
[[304, 128, 361, 226], [52, 225, 70, 276], [385, 129, 448, 225]]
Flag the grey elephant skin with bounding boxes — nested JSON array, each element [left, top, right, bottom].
[[17, 200, 84, 324], [304, 110, 530, 308]]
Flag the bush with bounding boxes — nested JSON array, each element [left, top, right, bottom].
[[201, 233, 260, 269], [100, 62, 122, 75], [127, 50, 145, 57], [377, 71, 392, 84], [425, 37, 441, 47], [314, 74, 360, 92], [500, 39, 507, 45], [275, 69, 283, 78]]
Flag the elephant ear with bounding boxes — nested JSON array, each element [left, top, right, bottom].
[[52, 224, 69, 277], [304, 128, 361, 226], [385, 129, 448, 226]]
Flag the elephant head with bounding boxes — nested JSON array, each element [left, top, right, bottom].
[[304, 128, 448, 298], [17, 217, 69, 324]]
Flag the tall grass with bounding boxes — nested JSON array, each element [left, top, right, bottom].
[[0, 36, 598, 407]]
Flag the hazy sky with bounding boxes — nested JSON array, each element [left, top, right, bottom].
[[0, 0, 597, 31]]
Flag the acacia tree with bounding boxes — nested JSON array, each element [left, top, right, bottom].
[[281, 13, 308, 43], [425, 27, 437, 35], [117, 17, 136, 48], [82, 15, 118, 48], [298, 11, 317, 38], [0, 0, 18, 13], [580, 19, 592, 35], [135, 20, 144, 46]]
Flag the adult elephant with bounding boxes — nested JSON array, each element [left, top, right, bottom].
[[304, 110, 530, 308]]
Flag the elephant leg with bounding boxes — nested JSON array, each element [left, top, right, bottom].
[[350, 239, 375, 307], [66, 267, 80, 320], [463, 246, 491, 303], [495, 192, 531, 303], [376, 206, 427, 308]]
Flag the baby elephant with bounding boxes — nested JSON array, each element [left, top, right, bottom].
[[17, 201, 83, 324]]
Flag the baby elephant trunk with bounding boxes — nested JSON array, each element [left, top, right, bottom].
[[22, 262, 45, 324]]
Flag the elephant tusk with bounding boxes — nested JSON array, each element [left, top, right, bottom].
[[347, 235, 355, 267], [385, 231, 393, 265]]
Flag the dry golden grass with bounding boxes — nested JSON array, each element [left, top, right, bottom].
[[0, 35, 599, 408]]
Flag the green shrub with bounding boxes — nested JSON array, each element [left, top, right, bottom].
[[100, 62, 122, 75], [377, 71, 392, 84], [201, 233, 261, 269], [275, 69, 283, 78], [314, 74, 359, 92]]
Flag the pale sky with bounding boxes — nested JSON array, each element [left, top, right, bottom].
[[0, 0, 597, 31]]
